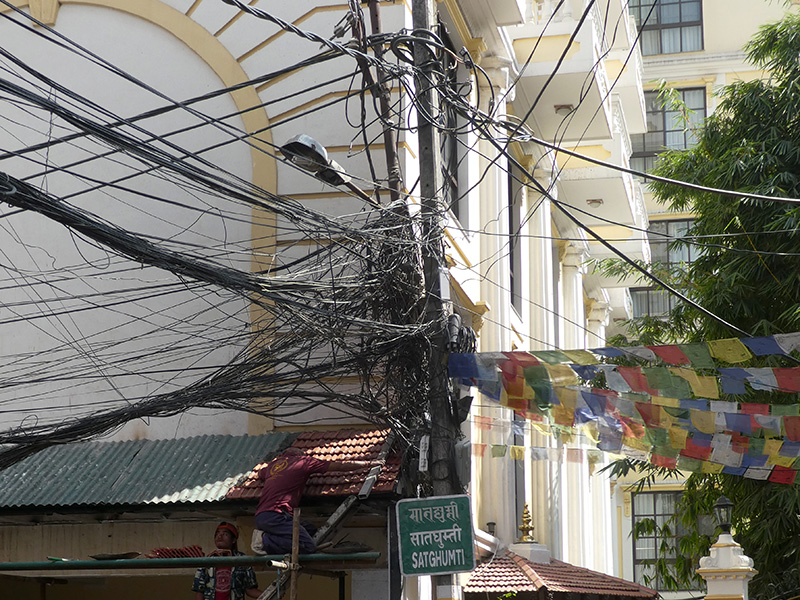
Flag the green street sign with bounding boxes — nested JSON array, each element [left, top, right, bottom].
[[396, 494, 475, 576]]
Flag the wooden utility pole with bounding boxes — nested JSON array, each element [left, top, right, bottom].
[[289, 509, 301, 600]]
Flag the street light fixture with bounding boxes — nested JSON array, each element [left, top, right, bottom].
[[713, 495, 734, 534], [279, 134, 378, 206]]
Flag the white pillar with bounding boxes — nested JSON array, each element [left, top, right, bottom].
[[527, 161, 561, 556], [697, 533, 757, 600], [561, 244, 588, 350], [586, 300, 610, 348], [474, 58, 517, 546]]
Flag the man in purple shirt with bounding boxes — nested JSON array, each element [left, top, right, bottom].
[[255, 447, 375, 554]]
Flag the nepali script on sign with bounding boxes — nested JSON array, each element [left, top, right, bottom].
[[396, 495, 475, 576]]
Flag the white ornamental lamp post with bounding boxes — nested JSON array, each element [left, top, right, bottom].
[[696, 496, 757, 600]]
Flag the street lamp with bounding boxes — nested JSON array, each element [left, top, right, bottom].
[[713, 495, 734, 534], [279, 134, 378, 206]]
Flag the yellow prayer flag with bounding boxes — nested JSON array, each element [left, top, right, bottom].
[[701, 462, 725, 474], [545, 364, 579, 387], [510, 445, 526, 460], [551, 404, 575, 427], [767, 454, 795, 468], [582, 422, 599, 444], [707, 338, 753, 363], [562, 350, 598, 366], [690, 409, 716, 434], [554, 385, 579, 410], [692, 375, 720, 399], [651, 395, 680, 408], [764, 439, 783, 457], [623, 436, 649, 452], [559, 429, 575, 444], [532, 422, 552, 437], [671, 367, 719, 399], [669, 426, 689, 449], [658, 409, 675, 429], [523, 381, 536, 400]]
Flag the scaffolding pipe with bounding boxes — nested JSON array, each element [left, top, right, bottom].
[[0, 553, 381, 572]]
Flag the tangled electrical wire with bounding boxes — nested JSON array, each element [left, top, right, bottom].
[[0, 2, 469, 468], [0, 0, 779, 472]]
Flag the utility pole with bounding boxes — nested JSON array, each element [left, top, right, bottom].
[[412, 0, 458, 500], [413, 2, 462, 598]]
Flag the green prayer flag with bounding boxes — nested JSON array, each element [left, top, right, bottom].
[[772, 404, 800, 417], [677, 456, 703, 472], [748, 438, 766, 456], [491, 445, 507, 457], [678, 344, 716, 369], [531, 350, 571, 365]]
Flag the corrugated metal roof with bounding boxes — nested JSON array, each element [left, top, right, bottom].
[[0, 432, 296, 509]]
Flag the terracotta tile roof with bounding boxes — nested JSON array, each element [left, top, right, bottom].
[[225, 428, 400, 500], [464, 551, 659, 599]]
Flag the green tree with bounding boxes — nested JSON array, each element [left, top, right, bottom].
[[603, 8, 800, 600]]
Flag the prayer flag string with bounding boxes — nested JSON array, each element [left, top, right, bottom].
[[451, 333, 800, 485]]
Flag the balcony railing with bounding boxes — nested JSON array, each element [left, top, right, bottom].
[[532, 0, 572, 23]]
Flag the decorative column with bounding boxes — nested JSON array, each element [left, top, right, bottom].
[[527, 159, 559, 555], [696, 533, 757, 600], [561, 243, 593, 566], [560, 243, 589, 350], [586, 300, 610, 347], [475, 56, 518, 545]]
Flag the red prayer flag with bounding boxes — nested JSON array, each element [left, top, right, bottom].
[[647, 344, 691, 365], [505, 396, 529, 411], [774, 368, 800, 393], [681, 438, 712, 461], [636, 403, 662, 428], [651, 454, 678, 469], [784, 416, 800, 442], [474, 415, 493, 431], [502, 352, 541, 367], [617, 367, 656, 394], [769, 466, 797, 485], [620, 416, 646, 438], [731, 432, 749, 454], [741, 403, 770, 415]]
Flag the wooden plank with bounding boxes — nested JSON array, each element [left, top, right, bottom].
[[290, 510, 300, 600]]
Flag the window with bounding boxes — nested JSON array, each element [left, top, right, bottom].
[[631, 88, 705, 174], [631, 219, 696, 318], [629, 0, 703, 56], [649, 219, 698, 266], [632, 490, 687, 590], [631, 287, 673, 318], [439, 23, 468, 226]]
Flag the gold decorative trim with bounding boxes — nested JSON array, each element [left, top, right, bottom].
[[29, 0, 60, 24], [444, 228, 472, 268], [437, 0, 486, 62]]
